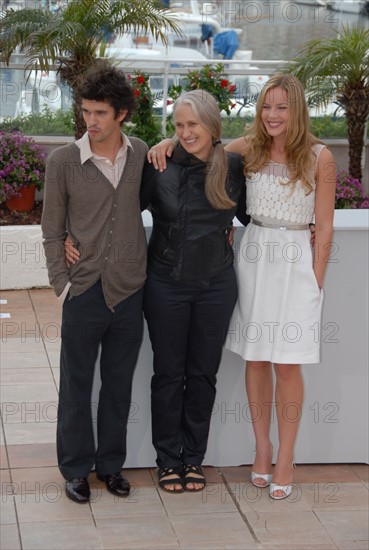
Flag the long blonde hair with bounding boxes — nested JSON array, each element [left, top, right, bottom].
[[173, 89, 235, 209], [244, 74, 321, 193]]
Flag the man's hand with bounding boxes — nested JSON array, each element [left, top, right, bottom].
[[228, 226, 236, 247], [65, 235, 80, 268]]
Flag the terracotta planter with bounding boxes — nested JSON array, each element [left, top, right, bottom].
[[6, 184, 36, 212]]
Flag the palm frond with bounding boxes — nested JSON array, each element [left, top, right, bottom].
[[0, 8, 54, 61], [288, 25, 369, 97], [109, 0, 182, 43], [286, 24, 369, 182]]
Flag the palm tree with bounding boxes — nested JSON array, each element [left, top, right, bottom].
[[287, 25, 369, 183], [0, 0, 179, 137]]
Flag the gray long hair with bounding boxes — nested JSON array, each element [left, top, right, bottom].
[[173, 89, 235, 209]]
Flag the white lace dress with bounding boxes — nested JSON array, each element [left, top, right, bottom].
[[225, 145, 325, 364]]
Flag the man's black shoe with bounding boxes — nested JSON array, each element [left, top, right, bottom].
[[97, 472, 130, 497], [65, 477, 90, 503]]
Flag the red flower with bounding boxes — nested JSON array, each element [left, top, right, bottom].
[[220, 79, 229, 88], [136, 75, 145, 85], [228, 84, 236, 93], [133, 89, 140, 97]]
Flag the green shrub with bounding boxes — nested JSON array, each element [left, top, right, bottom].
[[1, 108, 74, 136], [221, 117, 251, 139], [310, 116, 350, 138], [2, 108, 367, 142], [221, 115, 368, 140]]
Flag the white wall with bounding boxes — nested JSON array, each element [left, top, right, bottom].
[[1, 211, 368, 465], [123, 211, 369, 466]]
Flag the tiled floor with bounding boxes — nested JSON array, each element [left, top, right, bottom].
[[1, 289, 368, 550]]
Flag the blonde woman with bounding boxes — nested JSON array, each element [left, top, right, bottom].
[[224, 74, 335, 499]]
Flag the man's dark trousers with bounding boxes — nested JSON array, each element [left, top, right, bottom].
[[57, 280, 144, 480]]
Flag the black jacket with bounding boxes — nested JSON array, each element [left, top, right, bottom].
[[140, 145, 249, 284]]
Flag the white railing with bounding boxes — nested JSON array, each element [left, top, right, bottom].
[[114, 57, 286, 134], [1, 57, 288, 134]]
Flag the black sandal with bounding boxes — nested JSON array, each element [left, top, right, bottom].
[[182, 464, 206, 492], [158, 467, 184, 493]]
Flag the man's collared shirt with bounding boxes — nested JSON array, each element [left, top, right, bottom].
[[75, 131, 133, 188]]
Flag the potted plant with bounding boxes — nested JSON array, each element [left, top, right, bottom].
[[165, 63, 237, 135], [169, 63, 237, 115], [335, 171, 369, 210], [0, 130, 46, 212]]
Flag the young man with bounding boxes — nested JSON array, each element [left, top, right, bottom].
[[42, 61, 148, 503]]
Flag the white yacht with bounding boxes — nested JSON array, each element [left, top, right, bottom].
[[11, 0, 261, 118], [322, 0, 369, 14]]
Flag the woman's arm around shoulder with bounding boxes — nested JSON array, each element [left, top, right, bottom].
[[224, 136, 248, 155]]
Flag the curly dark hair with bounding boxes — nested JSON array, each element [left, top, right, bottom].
[[78, 60, 137, 123]]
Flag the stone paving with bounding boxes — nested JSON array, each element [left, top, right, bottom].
[[1, 289, 368, 550]]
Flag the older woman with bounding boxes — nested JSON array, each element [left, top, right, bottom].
[[141, 90, 248, 492]]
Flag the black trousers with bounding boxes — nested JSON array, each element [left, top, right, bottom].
[[57, 280, 144, 480], [143, 266, 238, 469]]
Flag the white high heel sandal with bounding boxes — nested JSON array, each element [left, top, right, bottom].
[[251, 471, 272, 488], [269, 463, 295, 500], [251, 444, 273, 488], [269, 482, 292, 500]]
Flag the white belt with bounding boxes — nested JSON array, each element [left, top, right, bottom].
[[251, 218, 309, 231]]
